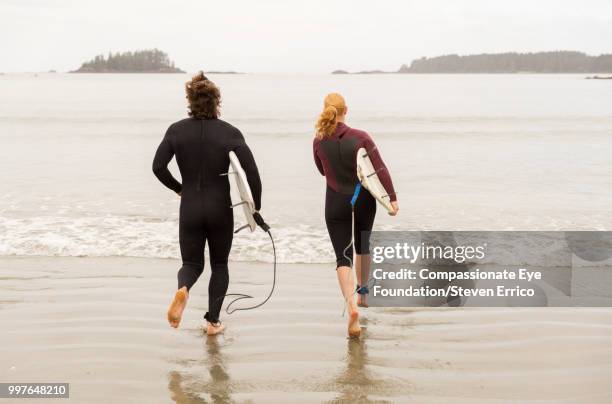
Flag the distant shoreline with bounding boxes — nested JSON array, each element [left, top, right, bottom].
[[586, 75, 612, 80], [70, 70, 185, 74], [333, 51, 612, 74], [203, 71, 244, 75], [4, 71, 611, 77], [67, 70, 245, 75], [69, 48, 246, 74], [333, 71, 612, 75]]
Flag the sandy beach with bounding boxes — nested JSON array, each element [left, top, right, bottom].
[[2, 1, 612, 402], [0, 256, 610, 403]]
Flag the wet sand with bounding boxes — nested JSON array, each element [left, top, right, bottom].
[[1, 256, 611, 403]]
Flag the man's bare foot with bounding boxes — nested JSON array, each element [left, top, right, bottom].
[[348, 307, 361, 338], [167, 287, 188, 328], [206, 321, 225, 336]]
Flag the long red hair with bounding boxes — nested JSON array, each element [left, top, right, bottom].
[[315, 93, 346, 139]]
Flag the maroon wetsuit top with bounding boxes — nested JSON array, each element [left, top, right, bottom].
[[313, 122, 396, 202]]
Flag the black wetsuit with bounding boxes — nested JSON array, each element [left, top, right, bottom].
[[313, 122, 396, 268], [153, 118, 261, 323]]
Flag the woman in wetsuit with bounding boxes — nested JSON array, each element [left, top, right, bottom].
[[153, 72, 262, 335], [313, 93, 398, 338]]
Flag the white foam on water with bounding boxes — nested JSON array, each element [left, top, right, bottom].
[[1, 215, 610, 265], [0, 216, 336, 264]]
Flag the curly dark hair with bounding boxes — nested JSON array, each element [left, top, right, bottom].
[[185, 71, 221, 119]]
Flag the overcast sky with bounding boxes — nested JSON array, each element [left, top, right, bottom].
[[1, 0, 611, 73]]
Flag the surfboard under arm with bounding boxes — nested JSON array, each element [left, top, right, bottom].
[[227, 151, 257, 232], [356, 147, 394, 213]]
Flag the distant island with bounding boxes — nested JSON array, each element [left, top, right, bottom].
[[332, 69, 391, 75], [72, 49, 184, 73], [333, 51, 612, 74], [203, 71, 244, 75]]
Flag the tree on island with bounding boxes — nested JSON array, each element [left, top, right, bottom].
[[398, 51, 612, 73], [333, 51, 612, 74], [73, 49, 184, 73]]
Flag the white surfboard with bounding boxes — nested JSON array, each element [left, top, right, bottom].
[[356, 147, 394, 213], [228, 151, 257, 232]]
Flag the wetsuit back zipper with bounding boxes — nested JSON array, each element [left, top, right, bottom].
[[197, 119, 205, 191]]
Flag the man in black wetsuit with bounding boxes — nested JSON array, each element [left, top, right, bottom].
[[153, 72, 262, 335]]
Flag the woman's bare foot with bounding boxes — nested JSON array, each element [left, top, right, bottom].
[[206, 321, 225, 336], [348, 306, 361, 338], [357, 295, 369, 308], [167, 287, 189, 328]]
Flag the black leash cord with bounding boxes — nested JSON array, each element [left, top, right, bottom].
[[220, 228, 277, 315]]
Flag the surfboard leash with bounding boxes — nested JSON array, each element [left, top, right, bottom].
[[341, 184, 362, 317], [341, 183, 361, 269], [207, 213, 277, 317]]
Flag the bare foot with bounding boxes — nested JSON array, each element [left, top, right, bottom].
[[357, 294, 369, 308], [348, 307, 361, 338], [167, 287, 188, 328], [206, 322, 225, 336]]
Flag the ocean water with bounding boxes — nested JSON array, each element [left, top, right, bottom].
[[0, 73, 611, 263]]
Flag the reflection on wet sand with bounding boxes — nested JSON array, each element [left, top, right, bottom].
[[168, 333, 232, 404], [332, 318, 392, 404], [3, 258, 609, 402], [168, 371, 206, 404], [203, 335, 232, 403]]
